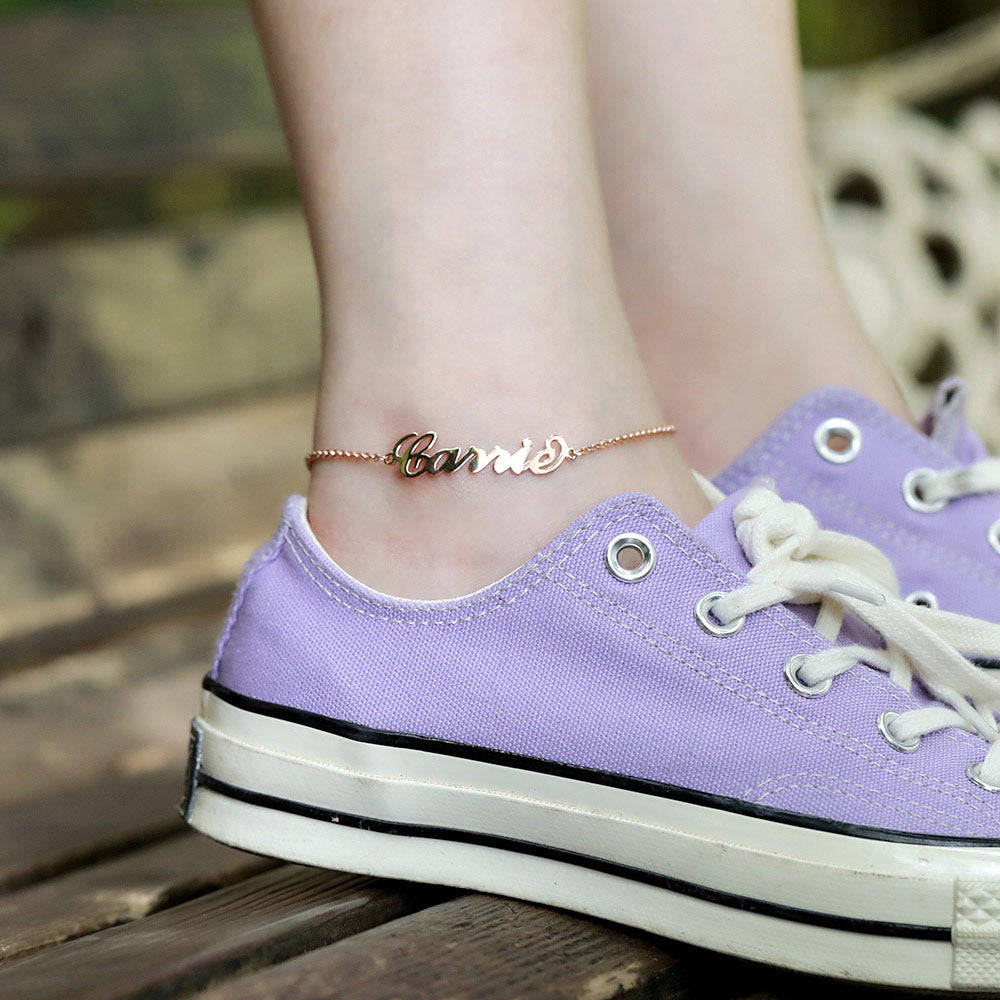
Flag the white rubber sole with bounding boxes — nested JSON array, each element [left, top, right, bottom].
[[185, 683, 1000, 991]]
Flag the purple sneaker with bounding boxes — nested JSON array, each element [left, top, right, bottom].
[[185, 487, 1000, 990], [715, 378, 1000, 629]]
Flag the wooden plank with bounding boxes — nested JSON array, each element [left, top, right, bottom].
[[0, 614, 216, 807], [0, 831, 274, 962], [0, 866, 436, 1000], [0, 768, 183, 891], [0, 388, 312, 667], [196, 893, 689, 1000], [0, 4, 285, 192], [0, 208, 318, 447]]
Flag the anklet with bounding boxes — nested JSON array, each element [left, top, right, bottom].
[[306, 425, 676, 479]]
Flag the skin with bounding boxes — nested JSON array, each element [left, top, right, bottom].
[[249, 0, 907, 598], [251, 0, 708, 598], [587, 0, 909, 473]]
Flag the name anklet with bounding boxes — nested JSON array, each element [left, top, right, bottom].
[[306, 425, 676, 479]]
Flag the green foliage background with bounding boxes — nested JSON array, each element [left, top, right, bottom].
[[797, 0, 1000, 66]]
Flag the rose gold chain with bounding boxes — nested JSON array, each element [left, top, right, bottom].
[[566, 425, 675, 460], [305, 449, 392, 470], [305, 424, 676, 477]]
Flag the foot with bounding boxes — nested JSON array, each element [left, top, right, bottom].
[[186, 485, 1000, 990]]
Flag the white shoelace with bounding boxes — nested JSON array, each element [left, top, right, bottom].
[[709, 487, 1000, 786], [916, 457, 1000, 506]]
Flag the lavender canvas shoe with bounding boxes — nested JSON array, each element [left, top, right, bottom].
[[715, 377, 1000, 629], [184, 486, 1000, 990]]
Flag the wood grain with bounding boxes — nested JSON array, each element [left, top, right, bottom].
[[0, 768, 183, 891], [196, 893, 686, 1000], [0, 866, 434, 1000], [0, 617, 212, 807], [0, 831, 273, 961]]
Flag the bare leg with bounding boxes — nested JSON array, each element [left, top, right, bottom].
[[587, 0, 910, 474], [250, 1, 708, 599]]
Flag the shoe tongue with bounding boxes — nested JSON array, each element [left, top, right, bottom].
[[692, 487, 755, 576], [693, 485, 950, 710], [921, 376, 988, 463], [692, 484, 871, 641]]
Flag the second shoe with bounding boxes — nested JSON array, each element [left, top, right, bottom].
[[715, 377, 1000, 625]]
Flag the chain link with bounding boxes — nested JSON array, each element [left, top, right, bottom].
[[305, 449, 392, 470], [566, 425, 676, 460]]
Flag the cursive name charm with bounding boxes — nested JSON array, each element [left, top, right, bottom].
[[305, 424, 674, 474], [390, 432, 570, 478]]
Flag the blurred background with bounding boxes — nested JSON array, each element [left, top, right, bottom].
[[0, 0, 999, 802]]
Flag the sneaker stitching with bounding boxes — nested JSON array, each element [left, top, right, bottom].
[[284, 497, 743, 623], [285, 534, 546, 625], [546, 564, 993, 813], [745, 769, 982, 811], [213, 530, 284, 675], [551, 531, 910, 706], [557, 507, 904, 668], [764, 460, 1000, 586], [568, 507, 830, 650], [280, 496, 987, 814], [544, 514, 828, 657], [749, 777, 990, 833], [717, 392, 1000, 585], [732, 390, 956, 471], [282, 498, 655, 619]]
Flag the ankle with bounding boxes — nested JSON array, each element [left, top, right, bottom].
[[307, 424, 709, 599]]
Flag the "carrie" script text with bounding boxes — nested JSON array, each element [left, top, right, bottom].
[[390, 432, 572, 477]]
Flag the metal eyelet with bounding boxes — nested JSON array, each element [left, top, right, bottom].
[[605, 533, 655, 583], [967, 761, 1000, 792], [877, 710, 921, 752], [695, 592, 746, 637], [901, 468, 946, 513], [813, 418, 862, 464], [783, 654, 833, 698], [904, 590, 939, 610], [988, 520, 1000, 557]]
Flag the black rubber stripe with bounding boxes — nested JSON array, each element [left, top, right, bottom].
[[203, 674, 1000, 848], [195, 771, 950, 941]]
